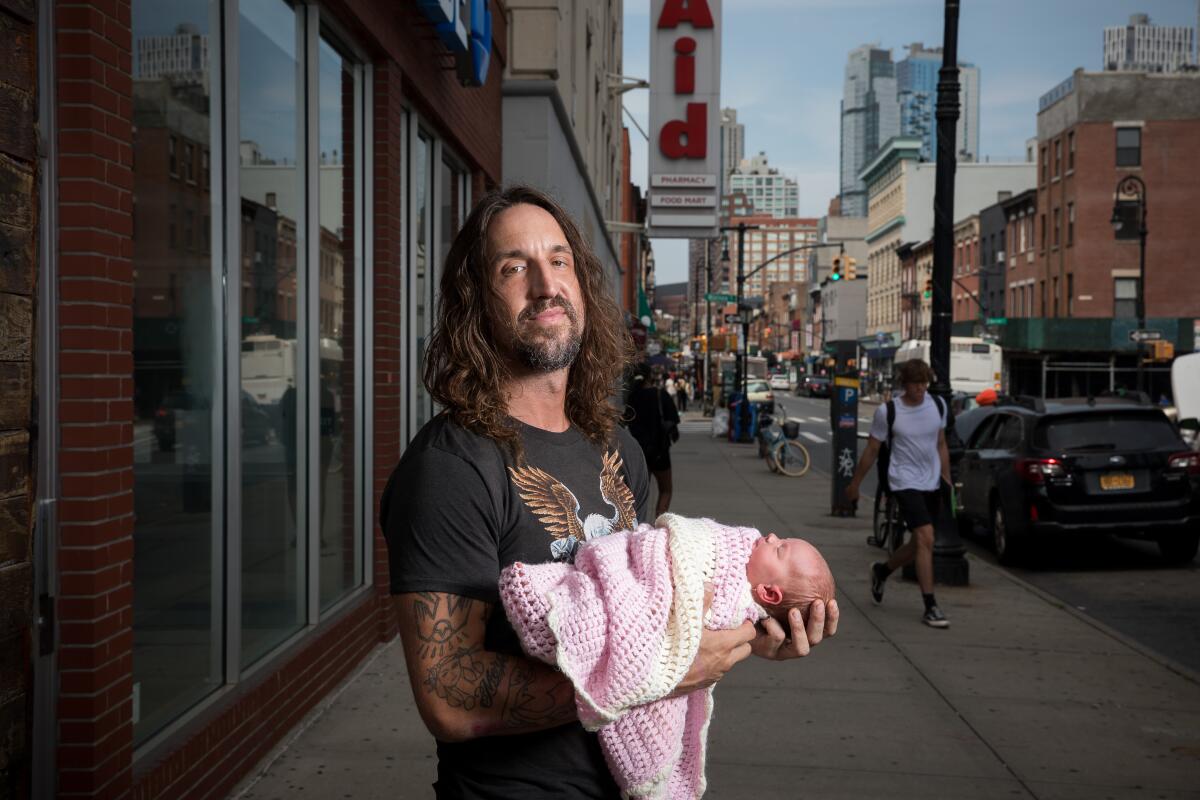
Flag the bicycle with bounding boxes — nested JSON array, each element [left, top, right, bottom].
[[869, 484, 908, 554], [757, 414, 811, 477]]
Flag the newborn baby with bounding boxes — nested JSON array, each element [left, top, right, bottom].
[[499, 514, 836, 800]]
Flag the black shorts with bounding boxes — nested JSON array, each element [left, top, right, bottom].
[[642, 445, 671, 473], [892, 488, 943, 530]]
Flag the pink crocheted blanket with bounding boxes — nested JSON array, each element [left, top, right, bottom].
[[499, 514, 764, 799]]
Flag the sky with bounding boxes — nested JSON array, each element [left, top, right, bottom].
[[622, 0, 1198, 285]]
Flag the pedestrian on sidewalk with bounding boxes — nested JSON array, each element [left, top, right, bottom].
[[845, 359, 952, 628], [626, 367, 680, 518], [380, 186, 837, 799], [676, 376, 689, 413]]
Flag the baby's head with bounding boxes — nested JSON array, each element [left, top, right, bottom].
[[745, 533, 836, 624]]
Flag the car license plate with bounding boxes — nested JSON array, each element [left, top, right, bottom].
[[1100, 472, 1134, 491]]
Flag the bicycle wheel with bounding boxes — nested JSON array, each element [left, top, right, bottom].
[[871, 486, 886, 547], [773, 439, 811, 477], [885, 496, 908, 555]]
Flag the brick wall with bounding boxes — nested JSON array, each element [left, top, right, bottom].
[[1034, 117, 1200, 322], [370, 60, 403, 640], [0, 1, 37, 795], [54, 0, 137, 795]]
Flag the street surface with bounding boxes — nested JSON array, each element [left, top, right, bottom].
[[774, 391, 1200, 676]]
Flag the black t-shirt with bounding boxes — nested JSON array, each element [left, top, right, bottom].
[[381, 414, 651, 799]]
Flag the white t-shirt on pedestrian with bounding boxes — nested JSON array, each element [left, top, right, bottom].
[[868, 393, 946, 492]]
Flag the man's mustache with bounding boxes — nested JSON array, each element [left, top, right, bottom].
[[518, 297, 578, 324]]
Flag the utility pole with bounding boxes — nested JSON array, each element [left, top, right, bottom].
[[930, 0, 970, 585]]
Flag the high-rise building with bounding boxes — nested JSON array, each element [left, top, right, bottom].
[[839, 44, 900, 218], [135, 23, 211, 93], [727, 152, 799, 218], [719, 107, 744, 187], [896, 42, 980, 163], [1104, 13, 1196, 73]]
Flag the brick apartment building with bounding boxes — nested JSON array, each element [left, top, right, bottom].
[[1001, 69, 1200, 397], [4, 1, 513, 796]]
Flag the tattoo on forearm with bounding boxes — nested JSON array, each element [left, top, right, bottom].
[[425, 645, 500, 710], [501, 661, 575, 729], [410, 593, 573, 730]]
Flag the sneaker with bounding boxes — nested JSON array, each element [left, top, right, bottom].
[[922, 605, 950, 628], [870, 562, 888, 604]]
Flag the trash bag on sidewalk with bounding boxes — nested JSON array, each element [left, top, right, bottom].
[[711, 409, 729, 438]]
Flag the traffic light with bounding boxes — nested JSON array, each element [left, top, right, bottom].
[[845, 257, 857, 280], [923, 278, 933, 299], [830, 256, 842, 281]]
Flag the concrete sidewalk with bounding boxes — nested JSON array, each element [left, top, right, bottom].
[[230, 428, 1200, 800]]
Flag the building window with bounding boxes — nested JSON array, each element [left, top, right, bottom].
[[1114, 277, 1138, 318], [1040, 280, 1046, 316], [1116, 126, 1141, 167], [1067, 273, 1074, 317], [130, 0, 372, 746], [1067, 202, 1074, 246], [1053, 138, 1061, 178], [1040, 145, 1047, 183], [183, 141, 194, 183], [1052, 207, 1060, 248], [1067, 131, 1075, 171], [1039, 213, 1046, 251], [1052, 276, 1059, 317]]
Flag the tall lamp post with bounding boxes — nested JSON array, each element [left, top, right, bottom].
[[1110, 175, 1148, 394], [928, 0, 970, 586]]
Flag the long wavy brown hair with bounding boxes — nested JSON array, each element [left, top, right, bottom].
[[423, 185, 635, 456]]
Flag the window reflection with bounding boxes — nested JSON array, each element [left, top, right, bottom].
[[130, 0, 219, 746], [238, 0, 305, 667], [413, 133, 432, 429], [317, 37, 360, 609]]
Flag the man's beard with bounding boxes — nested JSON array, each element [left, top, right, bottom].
[[509, 297, 583, 372]]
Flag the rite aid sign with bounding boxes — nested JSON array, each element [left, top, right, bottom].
[[648, 0, 722, 239]]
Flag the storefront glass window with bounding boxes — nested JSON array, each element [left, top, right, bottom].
[[413, 132, 433, 429], [317, 35, 361, 609], [238, 0, 306, 667], [130, 0, 220, 746]]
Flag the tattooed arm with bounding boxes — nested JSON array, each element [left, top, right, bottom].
[[395, 591, 577, 742]]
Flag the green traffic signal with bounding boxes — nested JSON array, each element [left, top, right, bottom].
[[831, 271, 842, 281]]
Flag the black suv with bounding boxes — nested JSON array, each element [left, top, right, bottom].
[[955, 397, 1200, 564]]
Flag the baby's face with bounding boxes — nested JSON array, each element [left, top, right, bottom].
[[746, 533, 822, 592]]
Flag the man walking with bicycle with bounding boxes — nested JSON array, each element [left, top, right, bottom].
[[845, 359, 952, 628]]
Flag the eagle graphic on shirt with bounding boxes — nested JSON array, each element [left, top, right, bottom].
[[508, 449, 639, 562]]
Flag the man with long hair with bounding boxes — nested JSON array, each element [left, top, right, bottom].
[[381, 186, 837, 797]]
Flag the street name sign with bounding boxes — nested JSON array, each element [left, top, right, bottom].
[[985, 317, 1008, 326], [1129, 329, 1163, 342], [705, 292, 736, 303]]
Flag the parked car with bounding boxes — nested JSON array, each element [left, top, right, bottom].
[[769, 373, 791, 391], [799, 375, 831, 398], [954, 397, 1200, 565], [153, 390, 273, 451], [745, 379, 775, 413]]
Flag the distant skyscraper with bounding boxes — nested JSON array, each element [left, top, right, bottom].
[[719, 108, 744, 194], [1104, 13, 1196, 73], [728, 152, 799, 218], [896, 42, 980, 163], [136, 23, 211, 93], [839, 44, 900, 218]]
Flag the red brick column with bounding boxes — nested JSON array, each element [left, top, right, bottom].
[[371, 60, 403, 640], [55, 0, 136, 796]]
